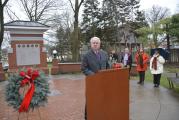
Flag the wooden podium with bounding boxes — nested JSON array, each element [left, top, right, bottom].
[[86, 68, 129, 120]]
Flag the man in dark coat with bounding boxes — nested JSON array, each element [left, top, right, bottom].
[[81, 37, 109, 76], [81, 36, 109, 120]]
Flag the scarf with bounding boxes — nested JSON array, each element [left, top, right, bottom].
[[152, 56, 157, 70], [139, 54, 143, 68]]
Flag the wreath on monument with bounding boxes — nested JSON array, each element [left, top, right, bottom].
[[5, 68, 50, 113]]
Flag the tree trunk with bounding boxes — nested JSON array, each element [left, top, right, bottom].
[[166, 24, 171, 62], [166, 24, 170, 51], [166, 34, 170, 50], [0, 0, 9, 61], [71, 0, 80, 62], [153, 32, 158, 48], [0, 6, 4, 49], [72, 20, 80, 62]]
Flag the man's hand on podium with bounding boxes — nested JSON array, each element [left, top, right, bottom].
[[112, 63, 122, 69]]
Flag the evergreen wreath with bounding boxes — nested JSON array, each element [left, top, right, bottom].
[[5, 68, 50, 112]]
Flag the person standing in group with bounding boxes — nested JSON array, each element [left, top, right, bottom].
[[135, 48, 149, 85], [111, 50, 118, 62], [109, 50, 118, 68], [121, 48, 132, 72], [150, 49, 165, 87], [81, 36, 109, 120]]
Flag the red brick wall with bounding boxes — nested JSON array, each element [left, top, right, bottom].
[[0, 63, 5, 81], [58, 63, 81, 73]]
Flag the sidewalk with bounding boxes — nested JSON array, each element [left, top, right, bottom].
[[130, 80, 179, 120], [0, 74, 179, 120]]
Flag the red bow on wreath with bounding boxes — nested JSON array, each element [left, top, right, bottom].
[[18, 68, 39, 112]]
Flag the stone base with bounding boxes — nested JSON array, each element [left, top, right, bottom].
[[8, 69, 18, 73], [0, 63, 5, 81], [58, 63, 81, 73], [0, 72, 5, 81], [52, 59, 59, 66], [51, 67, 59, 75], [40, 67, 49, 75]]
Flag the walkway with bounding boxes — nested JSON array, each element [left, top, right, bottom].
[[0, 74, 179, 120], [130, 80, 179, 120]]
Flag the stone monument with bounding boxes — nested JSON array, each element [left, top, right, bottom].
[[4, 20, 49, 74]]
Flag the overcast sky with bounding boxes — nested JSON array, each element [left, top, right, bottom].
[[139, 0, 179, 14], [4, 0, 179, 22], [3, 0, 179, 48]]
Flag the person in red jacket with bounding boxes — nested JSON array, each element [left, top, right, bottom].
[[135, 48, 149, 85]]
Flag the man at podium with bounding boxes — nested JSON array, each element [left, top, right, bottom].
[[81, 36, 109, 76], [81, 36, 109, 120]]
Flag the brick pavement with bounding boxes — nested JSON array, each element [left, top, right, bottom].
[[0, 74, 86, 120], [1, 74, 179, 120]]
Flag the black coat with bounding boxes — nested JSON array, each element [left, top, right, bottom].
[[81, 49, 109, 76], [121, 53, 132, 67]]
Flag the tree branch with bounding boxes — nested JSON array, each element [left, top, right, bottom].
[[78, 0, 85, 9], [2, 0, 9, 8], [5, 5, 20, 20], [158, 36, 167, 46], [36, 0, 53, 21], [67, 0, 75, 12], [20, 0, 33, 20], [35, 0, 38, 20]]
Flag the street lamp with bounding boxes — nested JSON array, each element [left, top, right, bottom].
[[52, 50, 57, 59]]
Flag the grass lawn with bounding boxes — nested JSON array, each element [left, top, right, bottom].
[[131, 65, 179, 92], [145, 70, 170, 88]]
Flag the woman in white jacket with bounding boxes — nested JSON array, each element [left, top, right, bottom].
[[150, 50, 165, 87]]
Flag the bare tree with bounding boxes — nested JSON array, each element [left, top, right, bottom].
[[19, 0, 60, 22], [0, 0, 9, 55], [48, 11, 73, 30], [146, 5, 170, 47], [49, 11, 73, 61], [67, 0, 85, 61], [5, 5, 20, 21], [146, 5, 170, 24]]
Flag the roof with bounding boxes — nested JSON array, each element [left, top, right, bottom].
[[4, 20, 49, 28]]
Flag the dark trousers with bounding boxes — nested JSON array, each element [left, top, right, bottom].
[[129, 65, 132, 73], [153, 74, 161, 85], [124, 65, 132, 79], [124, 64, 132, 72], [85, 104, 87, 120], [139, 71, 145, 83]]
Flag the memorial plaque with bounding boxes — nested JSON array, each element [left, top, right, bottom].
[[5, 21, 49, 73], [16, 44, 40, 65]]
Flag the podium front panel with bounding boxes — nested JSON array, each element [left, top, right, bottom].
[[86, 68, 129, 120]]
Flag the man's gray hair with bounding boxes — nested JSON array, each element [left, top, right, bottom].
[[90, 37, 101, 43]]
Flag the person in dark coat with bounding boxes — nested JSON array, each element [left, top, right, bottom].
[[81, 37, 109, 120], [111, 50, 118, 62], [81, 37, 109, 76], [121, 48, 132, 72]]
